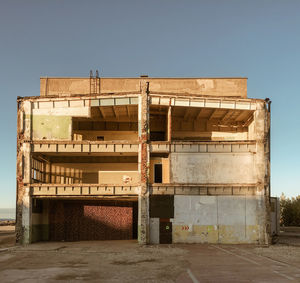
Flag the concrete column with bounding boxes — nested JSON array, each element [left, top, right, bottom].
[[138, 194, 149, 244], [253, 101, 271, 245], [16, 99, 32, 244], [22, 143, 31, 184], [23, 100, 32, 140], [22, 187, 32, 244], [138, 80, 150, 244], [167, 106, 172, 142]]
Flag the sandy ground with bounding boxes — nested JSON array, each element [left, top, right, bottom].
[[0, 241, 188, 282], [0, 226, 299, 282], [0, 226, 15, 249]]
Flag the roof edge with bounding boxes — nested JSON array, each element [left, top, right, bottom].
[[40, 77, 248, 80]]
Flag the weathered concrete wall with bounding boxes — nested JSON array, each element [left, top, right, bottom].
[[149, 218, 160, 244], [172, 130, 248, 141], [270, 197, 280, 236], [31, 105, 90, 140], [73, 130, 138, 141], [40, 78, 247, 98], [50, 163, 138, 184], [31, 199, 49, 242], [149, 158, 170, 183], [171, 153, 258, 184], [173, 195, 266, 244], [32, 115, 72, 140], [210, 131, 248, 141], [21, 187, 31, 244], [98, 171, 139, 184]]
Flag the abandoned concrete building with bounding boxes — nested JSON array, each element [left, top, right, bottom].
[[16, 75, 271, 245]]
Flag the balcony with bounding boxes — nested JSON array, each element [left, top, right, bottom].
[[31, 184, 140, 196], [30, 183, 261, 197], [31, 141, 139, 154], [150, 141, 256, 154], [150, 184, 261, 196]]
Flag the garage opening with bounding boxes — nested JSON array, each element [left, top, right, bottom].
[[32, 199, 138, 242]]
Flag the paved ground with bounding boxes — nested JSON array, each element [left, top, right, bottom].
[[1, 226, 300, 282], [0, 226, 15, 248], [178, 244, 300, 282], [0, 240, 299, 282]]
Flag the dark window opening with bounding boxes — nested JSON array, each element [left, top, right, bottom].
[[97, 136, 104, 141], [82, 172, 98, 184], [154, 164, 163, 183], [32, 199, 43, 214], [150, 131, 165, 141]]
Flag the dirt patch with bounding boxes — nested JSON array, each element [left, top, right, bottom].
[[0, 226, 15, 248], [54, 273, 92, 281], [254, 244, 300, 267], [0, 241, 188, 282], [113, 258, 157, 265]]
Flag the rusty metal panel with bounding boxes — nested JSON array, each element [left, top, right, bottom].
[[159, 221, 172, 244]]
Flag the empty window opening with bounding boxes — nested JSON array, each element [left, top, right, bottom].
[[154, 164, 163, 183], [32, 199, 43, 214], [150, 131, 165, 141]]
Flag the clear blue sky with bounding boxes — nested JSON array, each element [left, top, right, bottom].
[[0, 0, 299, 208]]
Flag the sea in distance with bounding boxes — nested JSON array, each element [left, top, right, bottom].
[[0, 208, 15, 221]]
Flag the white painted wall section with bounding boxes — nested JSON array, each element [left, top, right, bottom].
[[173, 195, 266, 244], [149, 218, 160, 244], [171, 153, 256, 183]]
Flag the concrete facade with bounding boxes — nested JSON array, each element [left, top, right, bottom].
[[16, 75, 271, 245], [173, 195, 266, 243]]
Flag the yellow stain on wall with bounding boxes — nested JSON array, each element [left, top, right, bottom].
[[173, 224, 260, 244]]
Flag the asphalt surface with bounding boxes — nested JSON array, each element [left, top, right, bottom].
[[0, 240, 299, 282]]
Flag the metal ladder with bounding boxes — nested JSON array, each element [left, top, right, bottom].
[[89, 70, 100, 95]]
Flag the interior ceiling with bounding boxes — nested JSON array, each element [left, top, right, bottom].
[[75, 105, 253, 126], [172, 107, 254, 124], [32, 153, 139, 162], [33, 196, 139, 202], [94, 105, 138, 121], [149, 105, 254, 126]]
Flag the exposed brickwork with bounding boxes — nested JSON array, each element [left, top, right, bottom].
[[49, 201, 134, 241]]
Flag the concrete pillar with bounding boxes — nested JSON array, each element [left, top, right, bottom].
[[138, 194, 149, 244], [16, 99, 32, 244], [138, 80, 150, 244], [22, 187, 32, 244], [23, 100, 32, 140], [167, 106, 172, 142], [253, 101, 271, 245]]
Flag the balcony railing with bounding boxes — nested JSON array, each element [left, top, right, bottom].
[[31, 184, 140, 196], [150, 141, 256, 153], [30, 140, 257, 154], [31, 141, 139, 153], [30, 183, 262, 196], [150, 183, 261, 196]]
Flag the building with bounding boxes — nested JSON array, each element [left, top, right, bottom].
[[16, 74, 271, 245]]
